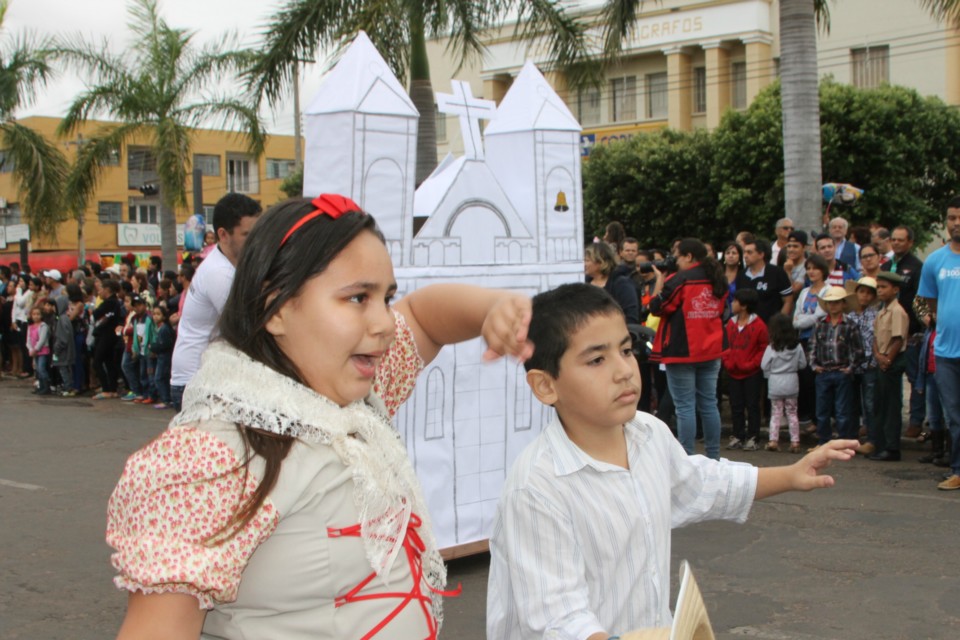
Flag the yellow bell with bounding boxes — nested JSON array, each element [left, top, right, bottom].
[[554, 190, 569, 212]]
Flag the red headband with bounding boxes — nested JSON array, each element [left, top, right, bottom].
[[279, 193, 363, 247]]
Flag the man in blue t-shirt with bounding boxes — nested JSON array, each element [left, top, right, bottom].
[[918, 198, 960, 490]]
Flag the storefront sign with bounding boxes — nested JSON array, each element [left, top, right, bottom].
[[117, 223, 185, 247], [0, 226, 5, 249], [5, 224, 29, 243]]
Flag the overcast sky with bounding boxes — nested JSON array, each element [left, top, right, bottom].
[[7, 0, 328, 135]]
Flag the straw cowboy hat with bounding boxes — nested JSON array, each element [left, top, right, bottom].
[[621, 562, 716, 640], [817, 285, 856, 314], [844, 276, 878, 296]]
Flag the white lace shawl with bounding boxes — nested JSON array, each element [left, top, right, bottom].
[[172, 341, 447, 621]]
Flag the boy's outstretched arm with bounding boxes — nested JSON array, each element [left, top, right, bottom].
[[395, 284, 533, 365], [755, 439, 858, 500]]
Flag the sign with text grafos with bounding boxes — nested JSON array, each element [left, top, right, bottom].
[[117, 223, 185, 247]]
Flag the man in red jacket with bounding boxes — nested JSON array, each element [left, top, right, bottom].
[[722, 289, 769, 451]]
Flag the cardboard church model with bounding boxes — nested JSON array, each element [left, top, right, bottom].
[[303, 32, 585, 549]]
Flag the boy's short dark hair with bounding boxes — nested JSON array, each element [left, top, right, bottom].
[[733, 288, 759, 313], [213, 193, 262, 234], [524, 283, 624, 377]]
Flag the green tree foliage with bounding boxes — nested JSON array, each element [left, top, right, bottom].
[[0, 0, 69, 239], [279, 166, 303, 200], [584, 79, 960, 247]]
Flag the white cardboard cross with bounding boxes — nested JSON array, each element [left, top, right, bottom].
[[436, 80, 496, 160]]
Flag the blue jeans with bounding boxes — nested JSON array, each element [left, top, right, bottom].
[[140, 355, 156, 400], [925, 373, 945, 433], [171, 384, 185, 412], [121, 351, 142, 396], [934, 356, 960, 475], [665, 359, 722, 459], [815, 370, 856, 444], [154, 354, 171, 405], [34, 354, 51, 393]]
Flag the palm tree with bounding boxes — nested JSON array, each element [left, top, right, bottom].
[[248, 0, 599, 187], [55, 0, 265, 270], [779, 0, 960, 236], [0, 0, 68, 240]]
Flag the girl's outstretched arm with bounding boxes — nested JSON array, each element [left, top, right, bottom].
[[394, 284, 533, 366], [116, 592, 205, 640]]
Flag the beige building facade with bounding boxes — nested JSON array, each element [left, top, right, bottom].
[[427, 0, 960, 158]]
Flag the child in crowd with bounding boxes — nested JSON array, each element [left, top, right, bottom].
[[26, 305, 51, 395], [809, 286, 864, 447], [53, 300, 79, 397], [869, 271, 910, 461], [130, 295, 157, 405], [149, 305, 174, 409], [722, 289, 769, 451], [762, 314, 806, 453], [488, 283, 857, 639], [845, 277, 880, 455]]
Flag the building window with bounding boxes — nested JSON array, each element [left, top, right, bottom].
[[226, 154, 258, 194], [128, 200, 158, 224], [424, 368, 445, 440], [610, 76, 637, 122], [266, 158, 295, 180], [577, 86, 601, 126], [203, 204, 215, 225], [97, 201, 123, 224], [646, 72, 668, 119], [127, 146, 158, 190], [193, 154, 220, 177], [1, 202, 21, 224], [435, 106, 447, 142], [732, 61, 747, 109], [851, 46, 889, 89], [692, 67, 707, 114], [0, 150, 14, 174]]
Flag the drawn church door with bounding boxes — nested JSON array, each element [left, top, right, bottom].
[[446, 202, 509, 265]]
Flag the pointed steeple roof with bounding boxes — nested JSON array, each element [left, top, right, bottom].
[[484, 61, 581, 134], [305, 31, 418, 116]]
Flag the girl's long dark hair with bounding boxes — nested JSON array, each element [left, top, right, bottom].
[[767, 313, 800, 351], [678, 238, 727, 298], [214, 197, 382, 539]]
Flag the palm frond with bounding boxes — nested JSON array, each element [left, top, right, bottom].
[[514, 0, 601, 89], [814, 0, 832, 33], [245, 0, 356, 105], [0, 121, 69, 239], [435, 0, 490, 74], [598, 0, 647, 60], [175, 40, 259, 101], [0, 31, 57, 116], [48, 34, 130, 87], [153, 118, 191, 209], [173, 99, 266, 158], [57, 83, 133, 137], [64, 123, 143, 219], [918, 0, 960, 25]]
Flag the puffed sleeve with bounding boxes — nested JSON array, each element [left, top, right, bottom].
[[106, 426, 279, 609], [373, 310, 425, 418]]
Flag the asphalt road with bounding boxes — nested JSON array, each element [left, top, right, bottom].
[[1, 376, 958, 639]]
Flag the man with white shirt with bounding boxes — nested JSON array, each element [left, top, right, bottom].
[[769, 217, 794, 265], [170, 193, 262, 410]]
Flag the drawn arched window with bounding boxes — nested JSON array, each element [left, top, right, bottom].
[[425, 368, 445, 440], [514, 363, 532, 431]]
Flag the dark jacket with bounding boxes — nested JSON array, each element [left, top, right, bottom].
[[721, 315, 769, 379], [150, 323, 175, 356], [603, 274, 640, 325], [92, 297, 123, 338], [881, 252, 924, 334], [53, 313, 75, 367], [649, 264, 728, 364]]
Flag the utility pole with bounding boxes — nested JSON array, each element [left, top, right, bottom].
[[293, 61, 303, 171]]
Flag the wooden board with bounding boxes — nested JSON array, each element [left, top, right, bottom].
[[440, 539, 489, 561]]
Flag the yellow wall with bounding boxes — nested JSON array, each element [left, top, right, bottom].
[[0, 116, 299, 254]]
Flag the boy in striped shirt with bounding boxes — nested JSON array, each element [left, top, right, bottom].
[[487, 283, 857, 640]]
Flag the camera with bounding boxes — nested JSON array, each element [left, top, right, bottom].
[[637, 256, 677, 274]]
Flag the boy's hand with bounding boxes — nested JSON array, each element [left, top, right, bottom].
[[793, 439, 858, 491], [481, 293, 534, 363]]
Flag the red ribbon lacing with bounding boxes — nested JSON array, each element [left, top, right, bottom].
[[327, 513, 462, 640]]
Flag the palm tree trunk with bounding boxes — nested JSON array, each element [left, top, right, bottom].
[[409, 4, 437, 186], [159, 196, 178, 273], [780, 0, 823, 236], [77, 212, 86, 266]]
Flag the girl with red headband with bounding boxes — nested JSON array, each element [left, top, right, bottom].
[[106, 195, 534, 639]]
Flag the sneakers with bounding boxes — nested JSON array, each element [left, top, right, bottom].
[[120, 391, 139, 402], [726, 437, 743, 450], [742, 437, 759, 451], [60, 389, 78, 397], [153, 403, 168, 410], [134, 397, 156, 405], [937, 475, 960, 491]]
